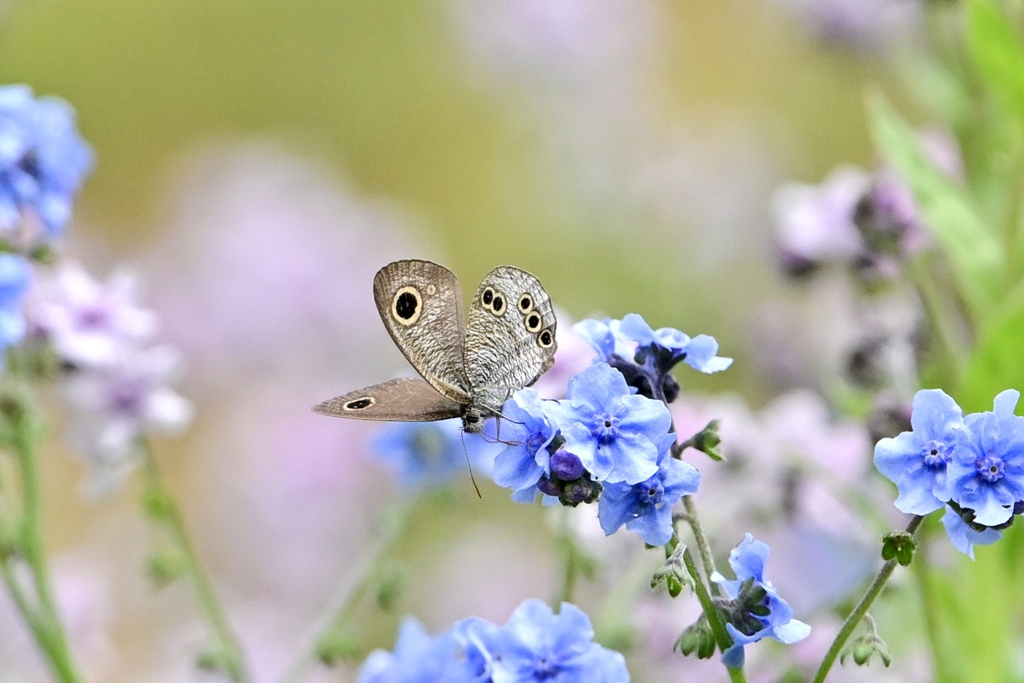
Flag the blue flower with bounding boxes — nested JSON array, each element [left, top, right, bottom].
[[0, 253, 31, 353], [451, 616, 502, 683], [712, 534, 810, 669], [573, 315, 731, 404], [873, 389, 964, 515], [373, 419, 500, 490], [598, 434, 700, 545], [946, 390, 1024, 527], [358, 617, 459, 683], [549, 362, 667, 484], [573, 318, 631, 363], [617, 314, 733, 374], [464, 599, 630, 683], [0, 85, 93, 237], [940, 507, 1001, 560], [492, 389, 560, 502]]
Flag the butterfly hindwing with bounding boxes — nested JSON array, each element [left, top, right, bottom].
[[313, 377, 465, 422], [464, 266, 557, 410], [372, 260, 473, 404]]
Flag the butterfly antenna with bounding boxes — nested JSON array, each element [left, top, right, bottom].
[[460, 430, 483, 498]]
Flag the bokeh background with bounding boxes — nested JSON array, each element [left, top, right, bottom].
[[0, 1, 932, 681]]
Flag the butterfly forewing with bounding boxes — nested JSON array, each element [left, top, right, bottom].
[[313, 377, 465, 422], [464, 266, 557, 409], [372, 260, 473, 404]]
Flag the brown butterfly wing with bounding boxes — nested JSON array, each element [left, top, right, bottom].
[[373, 260, 472, 404], [464, 266, 557, 410], [313, 377, 465, 422]]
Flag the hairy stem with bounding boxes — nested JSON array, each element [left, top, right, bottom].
[[681, 494, 720, 597], [682, 548, 746, 683], [277, 500, 418, 683], [141, 441, 251, 683], [810, 515, 925, 683], [1, 389, 86, 683]]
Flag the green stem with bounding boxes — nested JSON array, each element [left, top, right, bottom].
[[809, 515, 925, 683], [4, 391, 86, 683], [276, 499, 418, 683], [682, 548, 746, 683], [909, 259, 967, 386], [681, 495, 720, 597], [910, 530, 948, 680], [140, 442, 251, 683]]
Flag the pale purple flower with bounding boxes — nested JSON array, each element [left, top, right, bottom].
[[139, 145, 423, 389], [63, 345, 193, 494], [448, 0, 659, 94], [772, 166, 869, 274], [30, 260, 156, 367], [772, 0, 921, 50]]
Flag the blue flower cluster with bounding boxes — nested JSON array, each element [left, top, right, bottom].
[[575, 314, 732, 403], [874, 388, 1024, 557], [491, 314, 729, 546], [0, 84, 93, 239], [359, 599, 629, 683], [711, 534, 811, 668], [493, 364, 700, 546]]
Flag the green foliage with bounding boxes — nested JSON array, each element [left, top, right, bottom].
[[868, 93, 1004, 320]]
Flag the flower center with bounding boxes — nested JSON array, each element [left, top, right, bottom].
[[76, 305, 109, 330], [635, 477, 664, 505], [593, 413, 620, 444], [109, 377, 145, 415], [921, 439, 950, 468], [533, 655, 560, 681], [976, 452, 1005, 483]]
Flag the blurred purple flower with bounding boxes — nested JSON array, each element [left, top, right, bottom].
[[772, 166, 869, 276], [0, 84, 93, 238], [448, 0, 659, 94], [373, 419, 500, 491], [63, 345, 193, 494], [30, 260, 156, 368], [138, 145, 423, 389], [772, 0, 921, 50]]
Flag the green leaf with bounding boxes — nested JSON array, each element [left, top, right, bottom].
[[867, 93, 1004, 317], [968, 1, 1024, 123], [959, 278, 1024, 411]]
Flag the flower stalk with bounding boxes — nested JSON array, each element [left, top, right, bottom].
[[140, 440, 251, 683], [810, 514, 924, 683]]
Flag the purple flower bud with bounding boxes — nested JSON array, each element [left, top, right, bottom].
[[550, 450, 584, 480]]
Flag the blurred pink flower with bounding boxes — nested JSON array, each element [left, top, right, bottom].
[[448, 0, 660, 94], [63, 345, 193, 495], [772, 0, 921, 50], [28, 260, 156, 368], [772, 166, 869, 274], [138, 144, 426, 390]]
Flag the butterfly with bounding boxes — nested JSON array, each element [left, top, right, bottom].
[[314, 259, 557, 433]]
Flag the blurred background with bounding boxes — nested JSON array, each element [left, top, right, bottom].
[[0, 0, 932, 681]]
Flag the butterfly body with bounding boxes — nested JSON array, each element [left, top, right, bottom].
[[314, 259, 557, 433]]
